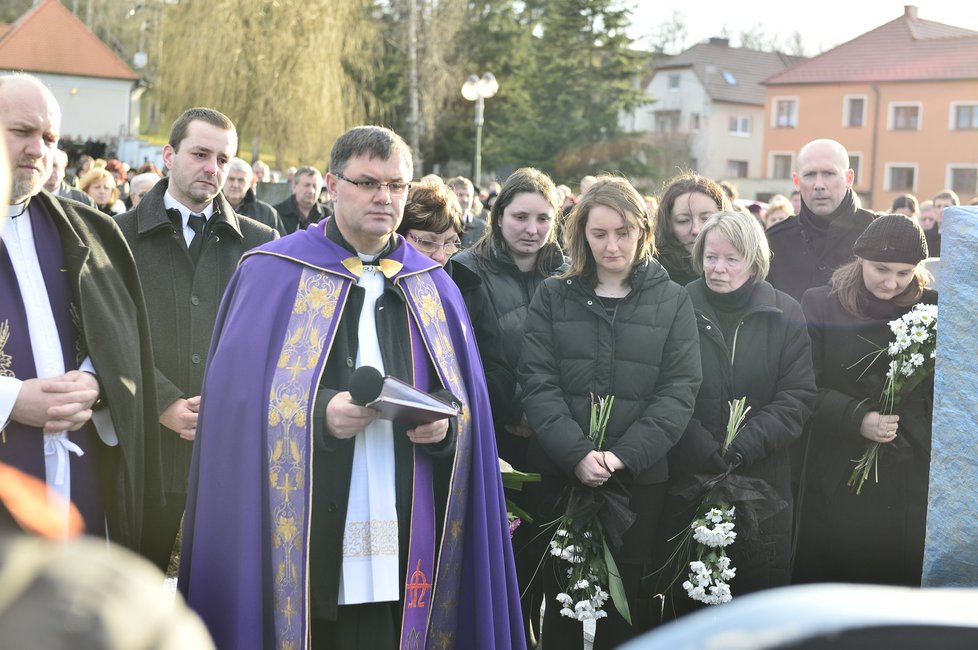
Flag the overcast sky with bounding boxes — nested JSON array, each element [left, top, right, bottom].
[[626, 1, 978, 55]]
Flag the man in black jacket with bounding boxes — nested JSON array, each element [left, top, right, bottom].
[[116, 107, 278, 571], [223, 157, 286, 235], [766, 138, 876, 301], [0, 73, 162, 551], [274, 166, 326, 233]]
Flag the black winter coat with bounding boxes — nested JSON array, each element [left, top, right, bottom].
[[766, 191, 876, 301], [519, 259, 701, 485], [793, 284, 937, 586], [117, 180, 278, 494], [453, 241, 566, 465], [232, 187, 286, 236], [665, 279, 816, 594], [274, 195, 326, 234], [445, 259, 519, 427]]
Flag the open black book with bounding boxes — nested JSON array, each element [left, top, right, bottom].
[[351, 367, 461, 425]]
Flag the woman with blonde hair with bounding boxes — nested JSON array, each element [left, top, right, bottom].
[[764, 194, 794, 229], [519, 176, 701, 647], [656, 211, 815, 617], [79, 167, 124, 217]]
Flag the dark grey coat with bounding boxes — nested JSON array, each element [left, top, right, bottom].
[[30, 191, 164, 550], [230, 187, 286, 236], [117, 179, 278, 493]]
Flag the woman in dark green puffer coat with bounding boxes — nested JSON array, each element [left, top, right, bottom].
[[519, 176, 701, 649]]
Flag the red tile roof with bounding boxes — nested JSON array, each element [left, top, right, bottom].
[[766, 8, 978, 85], [0, 0, 138, 81]]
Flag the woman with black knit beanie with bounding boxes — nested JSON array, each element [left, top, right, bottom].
[[793, 214, 936, 586]]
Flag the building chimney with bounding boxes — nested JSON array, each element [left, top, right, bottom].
[[708, 37, 730, 47], [904, 5, 918, 20]]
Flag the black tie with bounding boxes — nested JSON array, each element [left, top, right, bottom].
[[188, 213, 207, 263]]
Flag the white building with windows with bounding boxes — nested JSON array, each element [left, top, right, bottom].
[[621, 38, 805, 191]]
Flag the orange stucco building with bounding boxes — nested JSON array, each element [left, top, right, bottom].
[[761, 6, 978, 211]]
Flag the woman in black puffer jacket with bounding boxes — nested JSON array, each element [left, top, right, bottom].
[[655, 211, 816, 618], [519, 176, 701, 649]]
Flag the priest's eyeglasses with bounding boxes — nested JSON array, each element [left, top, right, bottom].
[[409, 234, 463, 255], [334, 172, 411, 196]]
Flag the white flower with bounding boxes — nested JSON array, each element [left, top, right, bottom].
[[910, 326, 928, 342], [908, 353, 925, 367], [901, 363, 915, 377], [574, 579, 590, 590], [556, 593, 573, 607]]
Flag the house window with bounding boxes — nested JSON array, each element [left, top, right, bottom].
[[952, 104, 978, 130], [655, 110, 680, 132], [885, 164, 917, 192], [668, 74, 680, 92], [722, 71, 737, 85], [689, 157, 699, 171], [889, 103, 921, 130], [773, 98, 797, 128], [845, 95, 866, 127], [948, 166, 978, 195], [849, 153, 862, 186], [771, 154, 792, 180], [728, 116, 750, 136], [690, 113, 701, 131], [726, 160, 748, 178]]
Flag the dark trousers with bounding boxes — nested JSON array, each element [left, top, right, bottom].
[[312, 602, 400, 650], [140, 491, 185, 572]]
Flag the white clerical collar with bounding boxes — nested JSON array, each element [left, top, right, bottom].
[[163, 190, 214, 226], [6, 201, 30, 219]]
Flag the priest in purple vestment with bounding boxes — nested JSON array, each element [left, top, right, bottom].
[[179, 126, 524, 650]]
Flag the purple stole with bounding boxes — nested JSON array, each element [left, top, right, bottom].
[[264, 258, 468, 650], [0, 203, 103, 527]]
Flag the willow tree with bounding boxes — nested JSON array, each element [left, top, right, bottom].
[[158, 0, 379, 167]]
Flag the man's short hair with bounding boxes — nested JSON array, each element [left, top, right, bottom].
[[228, 157, 253, 181], [328, 126, 413, 178], [447, 176, 474, 194], [168, 107, 236, 150], [292, 166, 322, 184], [933, 189, 960, 206]]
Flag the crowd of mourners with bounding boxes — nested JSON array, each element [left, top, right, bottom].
[[1, 70, 967, 650]]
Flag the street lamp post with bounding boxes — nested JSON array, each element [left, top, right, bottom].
[[461, 72, 499, 186]]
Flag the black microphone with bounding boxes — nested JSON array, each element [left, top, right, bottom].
[[349, 365, 384, 406]]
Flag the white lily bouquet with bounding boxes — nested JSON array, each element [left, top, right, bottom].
[[848, 303, 938, 494], [547, 395, 634, 624]]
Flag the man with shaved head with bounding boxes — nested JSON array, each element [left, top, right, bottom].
[[766, 138, 877, 300], [0, 73, 162, 551]]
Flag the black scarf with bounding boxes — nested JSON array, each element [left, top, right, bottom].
[[797, 189, 855, 258]]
